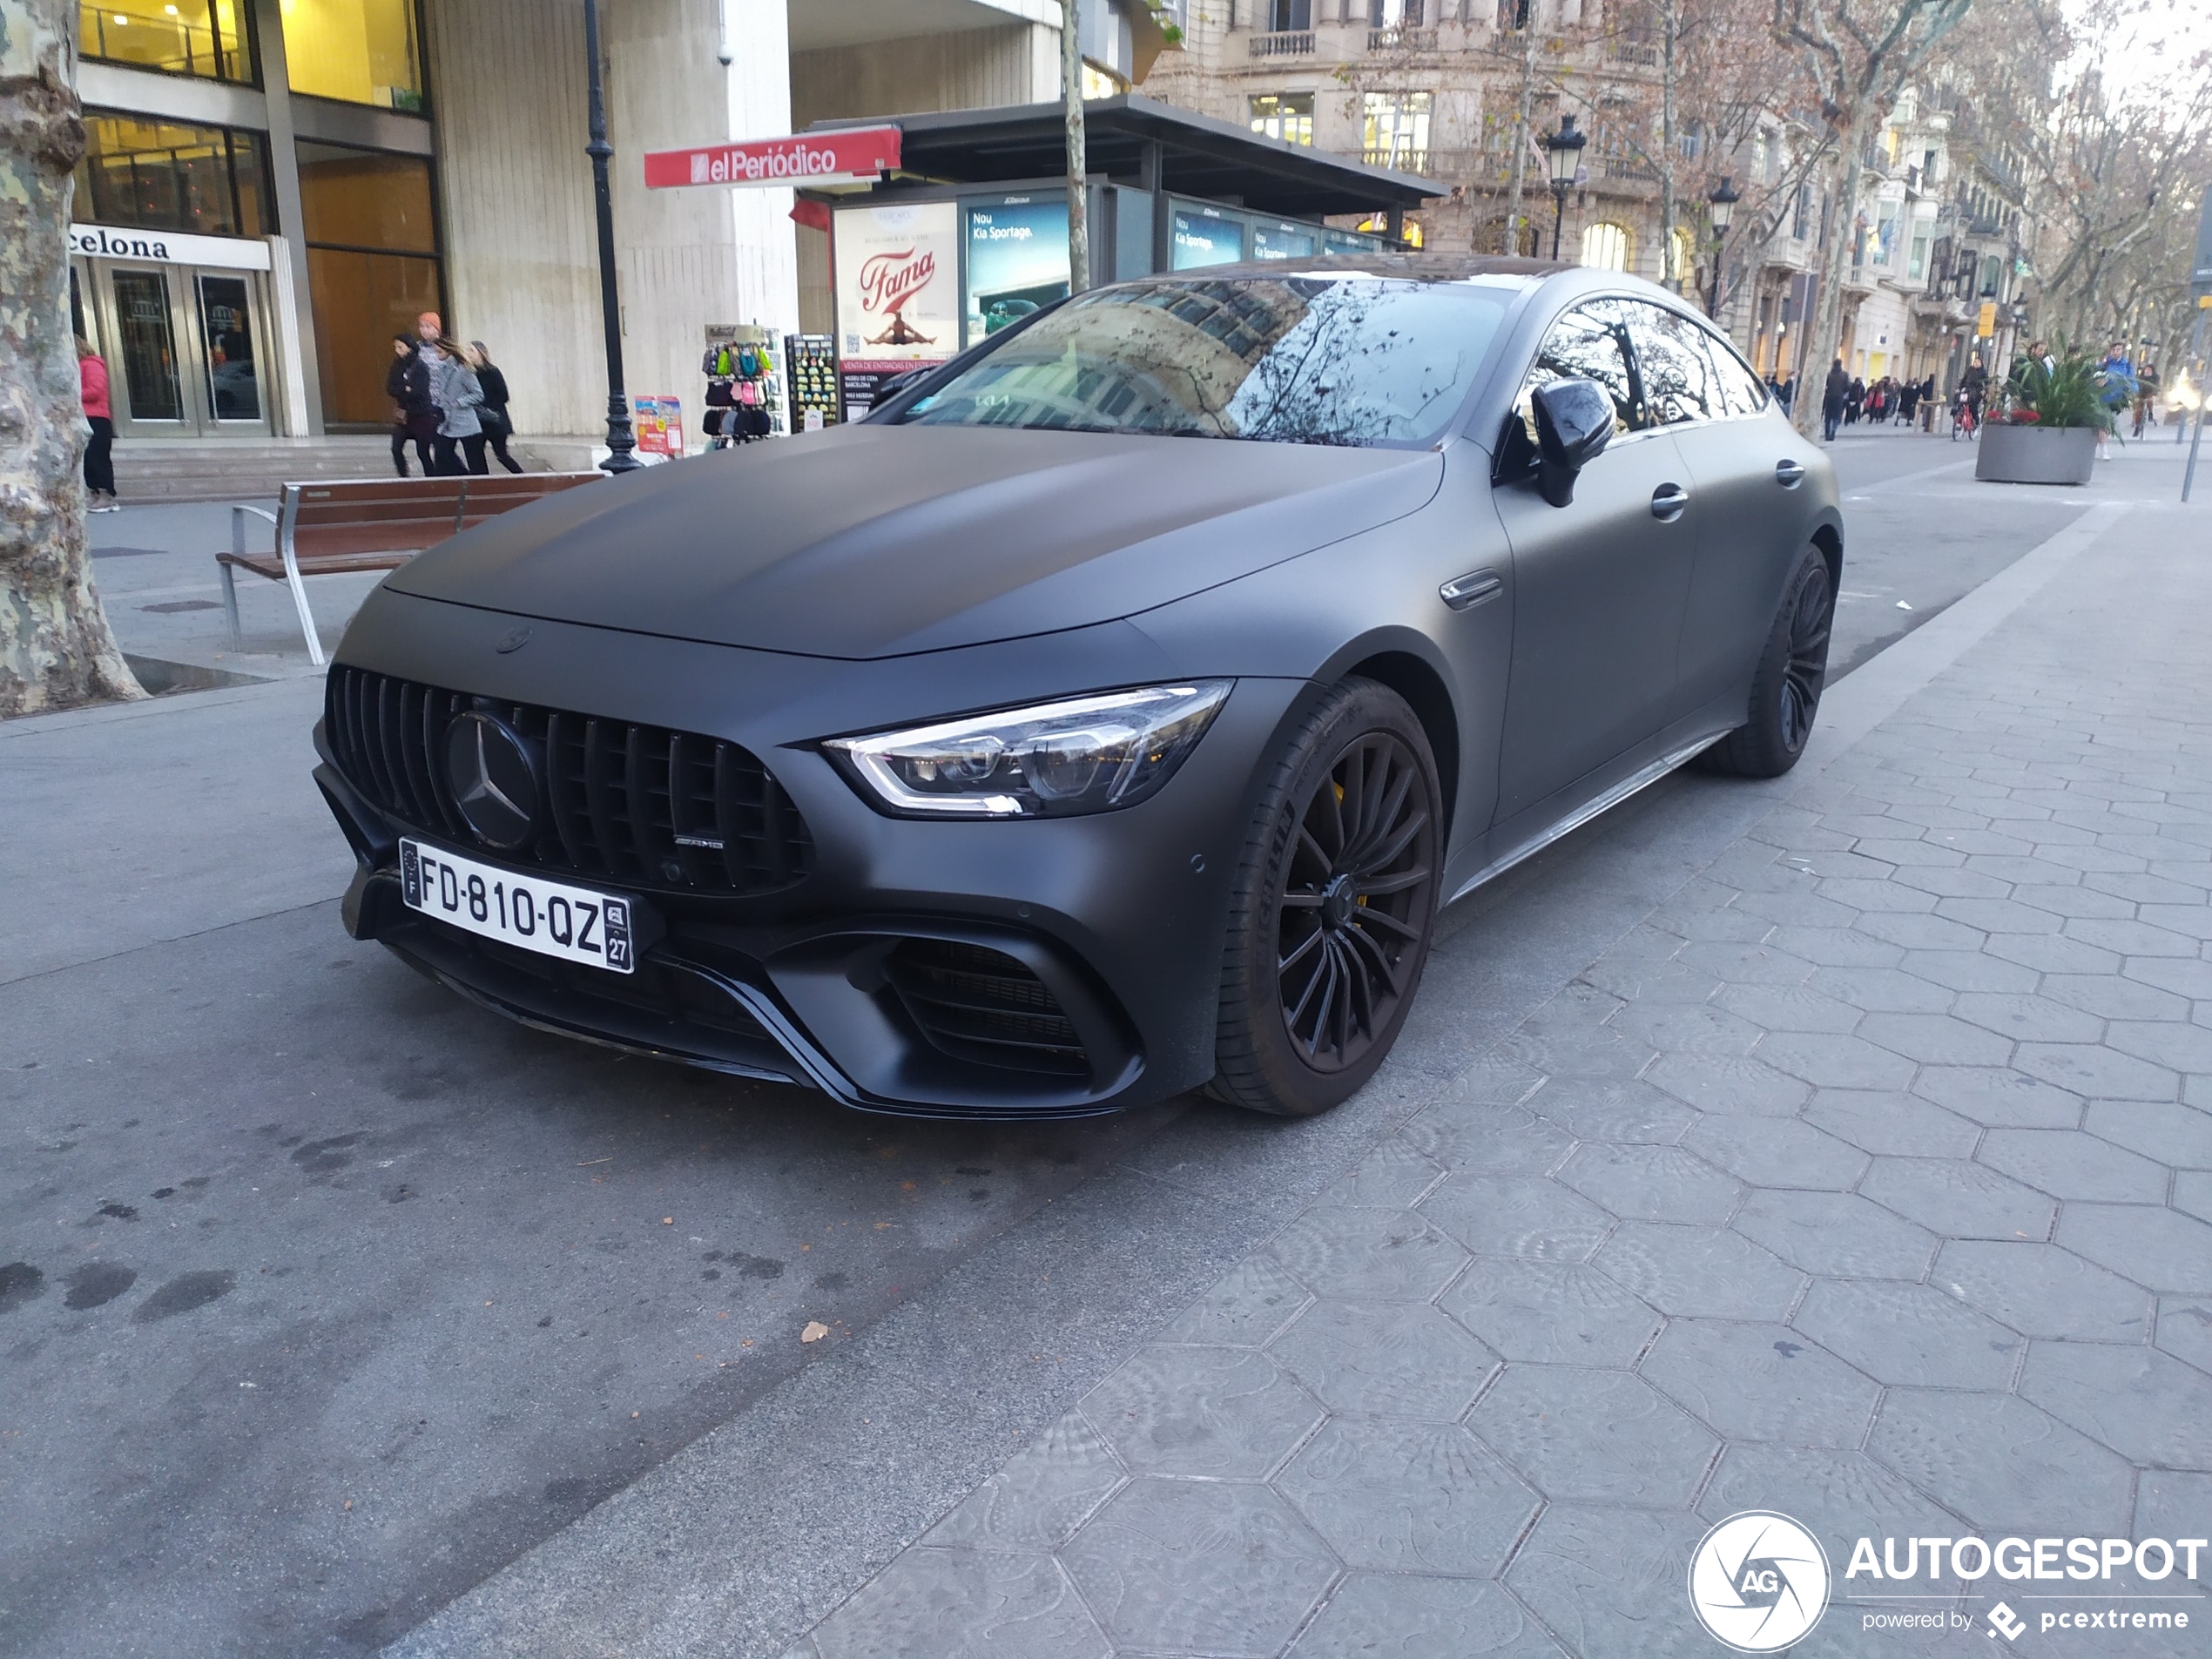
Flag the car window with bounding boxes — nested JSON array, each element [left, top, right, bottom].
[[1694, 324, 1770, 418], [1517, 299, 1643, 440], [901, 276, 1513, 448], [1623, 301, 1727, 426]]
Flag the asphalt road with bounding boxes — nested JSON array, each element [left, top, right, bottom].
[[0, 422, 2094, 1658]]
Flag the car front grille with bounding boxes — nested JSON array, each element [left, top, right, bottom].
[[885, 940, 1090, 1076], [326, 665, 813, 896]]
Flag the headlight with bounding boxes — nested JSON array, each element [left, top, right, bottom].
[[826, 682, 1232, 819]]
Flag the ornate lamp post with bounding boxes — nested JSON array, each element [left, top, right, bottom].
[[1706, 174, 1739, 320], [583, 0, 639, 473], [1545, 114, 1585, 261]]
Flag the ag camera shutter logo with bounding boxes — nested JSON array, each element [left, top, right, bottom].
[[1689, 1511, 1831, 1651]]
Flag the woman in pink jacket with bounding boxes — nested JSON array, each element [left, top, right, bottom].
[[78, 338, 118, 510]]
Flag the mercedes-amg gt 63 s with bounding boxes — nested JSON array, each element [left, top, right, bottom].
[[315, 256, 1842, 1120]]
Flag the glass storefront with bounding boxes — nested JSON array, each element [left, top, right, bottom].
[[79, 0, 252, 82], [281, 0, 424, 110], [74, 113, 269, 239], [298, 141, 442, 425]]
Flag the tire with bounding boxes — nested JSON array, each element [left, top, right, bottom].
[[1210, 678, 1442, 1117], [1696, 544, 1835, 779]]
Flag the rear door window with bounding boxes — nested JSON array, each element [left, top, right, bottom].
[[1623, 302, 1724, 426]]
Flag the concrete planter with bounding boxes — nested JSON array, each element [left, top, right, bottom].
[[1976, 422, 2097, 485]]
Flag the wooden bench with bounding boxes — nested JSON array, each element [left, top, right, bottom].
[[221, 473, 604, 667]]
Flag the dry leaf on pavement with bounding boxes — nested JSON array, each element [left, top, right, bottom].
[[800, 1320, 830, 1343]]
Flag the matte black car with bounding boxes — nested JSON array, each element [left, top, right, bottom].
[[315, 256, 1842, 1120]]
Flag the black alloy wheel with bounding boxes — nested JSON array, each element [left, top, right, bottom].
[[1212, 678, 1442, 1116], [1697, 545, 1835, 779]]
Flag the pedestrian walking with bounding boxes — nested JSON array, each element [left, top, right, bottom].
[[78, 336, 118, 511], [2135, 361, 2161, 437], [1899, 379, 1919, 425], [1845, 375, 1865, 426], [1822, 358, 1849, 442], [387, 334, 435, 476], [466, 342, 526, 474], [427, 339, 487, 475]]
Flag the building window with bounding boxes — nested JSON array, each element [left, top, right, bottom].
[[1371, 0, 1423, 23], [1792, 184, 1811, 240], [73, 112, 269, 238], [79, 0, 253, 82], [1267, 0, 1312, 27], [296, 141, 442, 425], [1358, 212, 1423, 248], [1908, 233, 1929, 280], [280, 0, 424, 111], [1251, 92, 1315, 145], [1669, 226, 1694, 284], [1361, 91, 1430, 171], [1580, 221, 1630, 272]]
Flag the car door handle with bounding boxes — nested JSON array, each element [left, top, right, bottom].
[[1775, 459, 1807, 488], [1650, 484, 1690, 522], [1440, 569, 1502, 610]]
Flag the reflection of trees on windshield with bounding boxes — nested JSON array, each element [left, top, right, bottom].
[[903, 277, 1507, 448]]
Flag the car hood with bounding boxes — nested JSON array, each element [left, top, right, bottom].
[[382, 423, 1441, 658]]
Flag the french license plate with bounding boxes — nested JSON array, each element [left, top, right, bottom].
[[399, 839, 635, 974]]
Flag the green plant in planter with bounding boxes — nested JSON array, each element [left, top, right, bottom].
[[1999, 352, 2116, 433]]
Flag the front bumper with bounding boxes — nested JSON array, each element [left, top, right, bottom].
[[314, 604, 1306, 1117]]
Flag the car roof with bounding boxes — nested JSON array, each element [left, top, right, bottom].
[[1112, 253, 1570, 287]]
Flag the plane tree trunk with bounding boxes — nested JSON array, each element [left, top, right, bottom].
[[1, 0, 141, 718]]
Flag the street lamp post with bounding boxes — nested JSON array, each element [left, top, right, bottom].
[[1705, 174, 1739, 321], [1545, 115, 1585, 261], [582, 0, 639, 474]]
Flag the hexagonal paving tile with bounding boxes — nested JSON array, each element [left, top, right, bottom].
[[1608, 998, 1768, 1057], [923, 1412, 1125, 1553], [811, 1548, 1109, 1659], [2041, 972, 2194, 1022], [1439, 1258, 1662, 1366], [2083, 1101, 2212, 1167], [2019, 1342, 2212, 1468], [1912, 1066, 2083, 1128], [1755, 1032, 1919, 1091], [1555, 1143, 1742, 1224], [2176, 1172, 2212, 1225], [2054, 1204, 2212, 1295], [1506, 1503, 1714, 1658], [1698, 1443, 1976, 1596], [1731, 1189, 1938, 1279], [1644, 1052, 1811, 1116], [1713, 983, 1865, 1035], [1865, 1391, 2134, 1535], [1399, 1103, 1576, 1177], [1803, 1089, 1981, 1157], [1524, 1077, 1696, 1145], [1862, 1156, 2057, 1240], [1676, 940, 1819, 987], [1764, 926, 1906, 967], [1683, 1115, 1871, 1190], [1933, 1240, 2155, 1342], [1854, 912, 1989, 952], [1285, 1574, 1566, 1657], [1975, 1128, 2169, 1203], [1320, 1136, 1446, 1211], [1640, 1319, 1878, 1446], [1951, 992, 2107, 1045], [1594, 1223, 1807, 1321], [1468, 1366, 1717, 1505], [1268, 1204, 1472, 1303], [1268, 1298, 1499, 1420], [1079, 1345, 1323, 1480], [2105, 1019, 2212, 1076], [1895, 947, 2040, 994], [1794, 1279, 2021, 1389], [1062, 1477, 1338, 1658], [1419, 1175, 1613, 1263], [1278, 1418, 1539, 1575], [1985, 932, 2125, 975], [1580, 954, 1720, 1006], [2065, 916, 2199, 956]]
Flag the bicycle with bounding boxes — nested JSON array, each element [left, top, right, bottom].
[[1950, 393, 1979, 441]]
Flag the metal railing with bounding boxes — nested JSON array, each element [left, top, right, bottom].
[[1248, 30, 1315, 57]]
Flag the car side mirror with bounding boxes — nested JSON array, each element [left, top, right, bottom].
[[1529, 379, 1615, 508]]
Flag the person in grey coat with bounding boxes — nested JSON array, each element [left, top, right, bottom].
[[428, 340, 487, 475]]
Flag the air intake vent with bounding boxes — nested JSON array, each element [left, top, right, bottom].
[[885, 940, 1090, 1077], [326, 665, 813, 897]]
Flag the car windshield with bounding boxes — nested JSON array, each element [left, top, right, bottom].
[[899, 275, 1513, 448]]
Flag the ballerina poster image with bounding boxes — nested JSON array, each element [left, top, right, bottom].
[[832, 201, 959, 417]]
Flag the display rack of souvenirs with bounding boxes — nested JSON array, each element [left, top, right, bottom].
[[783, 334, 838, 432], [702, 324, 781, 447]]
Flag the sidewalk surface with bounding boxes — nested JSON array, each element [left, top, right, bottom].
[[762, 469, 2212, 1653]]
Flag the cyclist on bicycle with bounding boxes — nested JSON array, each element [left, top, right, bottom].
[[1955, 353, 1988, 439]]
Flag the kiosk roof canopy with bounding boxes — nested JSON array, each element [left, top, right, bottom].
[[811, 94, 1443, 220]]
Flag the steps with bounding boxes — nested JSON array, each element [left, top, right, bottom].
[[110, 435, 570, 502]]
